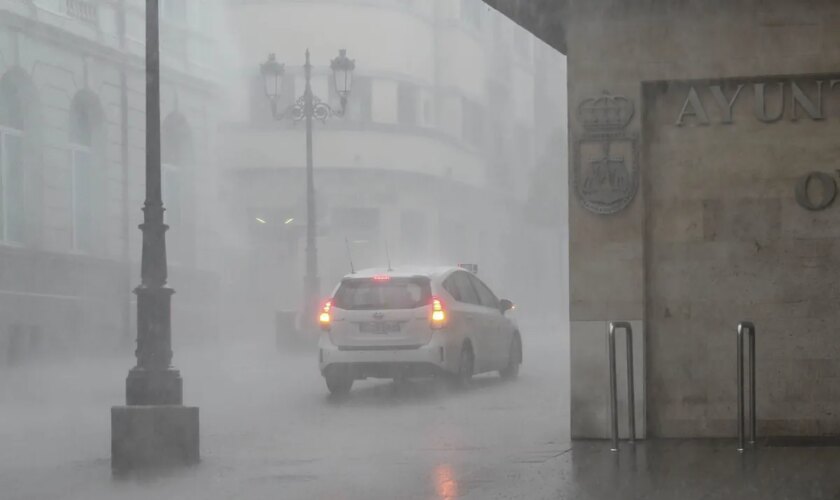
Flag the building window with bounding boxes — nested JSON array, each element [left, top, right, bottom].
[[0, 128, 23, 244], [0, 75, 26, 244], [69, 99, 94, 252], [397, 83, 417, 126], [68, 92, 104, 254], [462, 97, 484, 148], [345, 77, 371, 124], [460, 0, 482, 29], [70, 148, 93, 252], [69, 143, 93, 252]]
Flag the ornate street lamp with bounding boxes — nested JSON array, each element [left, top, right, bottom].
[[330, 49, 356, 107], [260, 53, 285, 114], [259, 49, 355, 334]]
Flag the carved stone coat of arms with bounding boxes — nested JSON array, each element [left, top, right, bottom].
[[574, 93, 639, 215]]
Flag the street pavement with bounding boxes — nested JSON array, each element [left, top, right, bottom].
[[0, 325, 572, 500], [4, 325, 840, 499]]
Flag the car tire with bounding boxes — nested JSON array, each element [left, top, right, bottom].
[[499, 334, 521, 380], [452, 343, 474, 388], [325, 370, 353, 396]]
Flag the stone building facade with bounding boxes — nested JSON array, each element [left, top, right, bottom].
[[0, 0, 223, 364], [488, 0, 840, 438]]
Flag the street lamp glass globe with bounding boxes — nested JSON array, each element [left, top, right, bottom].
[[331, 49, 356, 99], [260, 53, 285, 100]]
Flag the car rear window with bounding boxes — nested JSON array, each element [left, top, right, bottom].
[[333, 277, 431, 310]]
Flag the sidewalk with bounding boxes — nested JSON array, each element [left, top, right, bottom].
[[493, 438, 840, 499]]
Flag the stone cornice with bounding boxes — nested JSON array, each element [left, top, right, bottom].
[[0, 9, 219, 95]]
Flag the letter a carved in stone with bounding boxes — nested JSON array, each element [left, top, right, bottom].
[[676, 86, 710, 126]]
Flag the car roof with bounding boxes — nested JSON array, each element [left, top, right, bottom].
[[342, 266, 461, 281]]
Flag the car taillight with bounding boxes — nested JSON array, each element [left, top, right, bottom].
[[319, 300, 332, 329], [430, 296, 446, 328]]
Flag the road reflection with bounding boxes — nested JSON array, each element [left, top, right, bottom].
[[433, 464, 459, 499]]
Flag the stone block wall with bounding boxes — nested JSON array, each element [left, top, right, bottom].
[[643, 77, 840, 436], [562, 0, 840, 437]]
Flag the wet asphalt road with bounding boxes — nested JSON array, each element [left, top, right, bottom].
[[0, 328, 571, 500]]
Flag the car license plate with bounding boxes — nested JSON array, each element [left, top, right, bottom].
[[359, 321, 401, 334]]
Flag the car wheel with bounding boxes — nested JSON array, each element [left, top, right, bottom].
[[499, 334, 521, 380], [325, 370, 353, 396], [452, 343, 474, 388]]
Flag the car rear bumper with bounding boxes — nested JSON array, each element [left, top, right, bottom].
[[324, 361, 444, 380], [319, 334, 452, 378]]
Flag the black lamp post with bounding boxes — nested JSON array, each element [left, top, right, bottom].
[[126, 0, 180, 407], [260, 49, 355, 332], [111, 0, 198, 473]]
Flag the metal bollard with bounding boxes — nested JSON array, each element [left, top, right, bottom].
[[737, 321, 756, 452], [608, 321, 636, 452]]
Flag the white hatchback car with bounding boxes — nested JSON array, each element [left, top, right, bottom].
[[317, 266, 521, 395]]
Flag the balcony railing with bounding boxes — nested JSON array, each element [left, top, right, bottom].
[[65, 0, 98, 24]]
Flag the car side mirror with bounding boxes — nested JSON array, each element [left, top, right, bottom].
[[499, 299, 514, 314]]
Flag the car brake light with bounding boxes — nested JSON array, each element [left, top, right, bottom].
[[372, 275, 391, 282], [430, 296, 446, 328], [319, 300, 332, 328]]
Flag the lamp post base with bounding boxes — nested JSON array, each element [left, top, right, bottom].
[[111, 405, 199, 475], [126, 367, 183, 406]]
